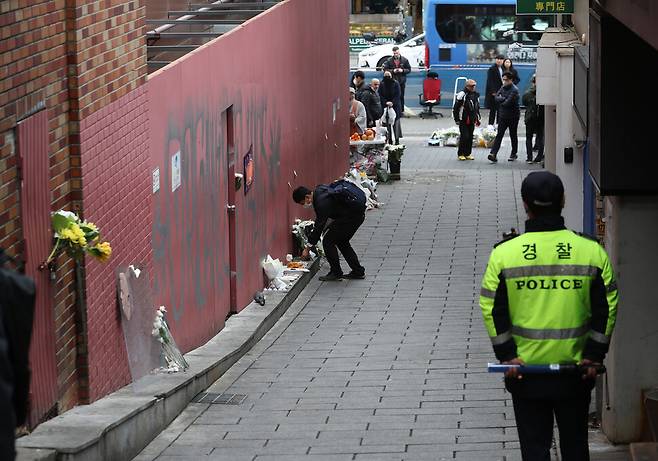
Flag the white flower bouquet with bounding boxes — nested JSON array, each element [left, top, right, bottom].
[[428, 128, 460, 147], [292, 219, 324, 257], [152, 306, 188, 372], [477, 126, 497, 147], [440, 127, 461, 146]]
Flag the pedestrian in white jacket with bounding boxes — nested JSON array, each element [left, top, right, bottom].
[[349, 87, 367, 135]]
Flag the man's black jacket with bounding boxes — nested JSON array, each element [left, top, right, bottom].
[[495, 83, 520, 120], [485, 64, 503, 98], [308, 185, 365, 246], [453, 88, 481, 124], [382, 55, 411, 86], [360, 87, 383, 126]]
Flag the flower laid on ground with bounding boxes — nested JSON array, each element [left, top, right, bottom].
[[152, 306, 189, 371], [46, 210, 112, 264], [428, 128, 460, 146], [478, 126, 497, 147]]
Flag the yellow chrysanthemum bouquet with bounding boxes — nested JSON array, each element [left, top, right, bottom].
[[46, 210, 112, 264]]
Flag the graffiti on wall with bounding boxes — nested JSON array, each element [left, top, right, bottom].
[[150, 90, 283, 350]]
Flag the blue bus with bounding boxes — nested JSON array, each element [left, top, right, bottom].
[[424, 0, 553, 106]]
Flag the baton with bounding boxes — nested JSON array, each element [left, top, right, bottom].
[[487, 363, 606, 375]]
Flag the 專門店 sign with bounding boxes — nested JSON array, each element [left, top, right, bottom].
[[516, 0, 574, 14]]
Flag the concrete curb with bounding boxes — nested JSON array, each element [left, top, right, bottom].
[[15, 258, 321, 461]]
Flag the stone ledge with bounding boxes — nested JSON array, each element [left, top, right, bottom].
[[15, 259, 320, 461]]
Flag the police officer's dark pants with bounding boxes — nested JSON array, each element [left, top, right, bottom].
[[526, 121, 545, 160], [458, 122, 475, 157], [323, 213, 365, 276], [507, 375, 594, 461], [490, 117, 519, 157]]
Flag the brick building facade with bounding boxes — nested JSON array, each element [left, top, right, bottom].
[[0, 0, 146, 424], [2, 0, 350, 430]]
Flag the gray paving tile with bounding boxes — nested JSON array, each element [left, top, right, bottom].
[[142, 119, 621, 461]]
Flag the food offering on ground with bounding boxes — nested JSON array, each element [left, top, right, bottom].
[[286, 261, 305, 269]]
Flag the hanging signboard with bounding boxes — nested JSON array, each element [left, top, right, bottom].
[[516, 0, 574, 14]]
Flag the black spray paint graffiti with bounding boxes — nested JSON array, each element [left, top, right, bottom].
[[151, 91, 282, 333]]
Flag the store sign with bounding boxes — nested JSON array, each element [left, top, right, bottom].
[[349, 36, 395, 52], [516, 0, 574, 14]]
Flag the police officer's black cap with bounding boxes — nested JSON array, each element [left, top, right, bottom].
[[521, 171, 564, 211]]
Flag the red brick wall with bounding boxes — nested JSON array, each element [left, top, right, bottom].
[[0, 0, 147, 417], [0, 1, 79, 418], [80, 86, 152, 401], [66, 0, 147, 403]]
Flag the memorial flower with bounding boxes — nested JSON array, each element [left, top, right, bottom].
[[46, 210, 112, 265]]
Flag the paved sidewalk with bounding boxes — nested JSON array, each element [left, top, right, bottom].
[[136, 119, 629, 461]]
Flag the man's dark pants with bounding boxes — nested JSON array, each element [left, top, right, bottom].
[[490, 116, 519, 157], [507, 375, 594, 461], [399, 81, 406, 111], [323, 213, 365, 276], [526, 121, 545, 160], [458, 122, 475, 157]]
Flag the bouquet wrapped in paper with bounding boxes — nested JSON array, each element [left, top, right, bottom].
[[152, 306, 188, 372], [477, 126, 497, 148], [46, 210, 112, 266], [292, 220, 324, 257]]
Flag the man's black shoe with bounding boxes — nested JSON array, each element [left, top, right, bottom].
[[533, 156, 544, 163], [487, 153, 498, 163], [508, 155, 518, 161], [319, 272, 343, 282], [344, 271, 366, 280]]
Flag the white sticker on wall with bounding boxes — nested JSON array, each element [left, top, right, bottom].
[[152, 168, 160, 193], [171, 151, 181, 192], [332, 102, 337, 124]]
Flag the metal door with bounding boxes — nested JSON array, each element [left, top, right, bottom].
[[17, 109, 59, 426], [225, 107, 237, 313]]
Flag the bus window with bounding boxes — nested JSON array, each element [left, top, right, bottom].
[[436, 4, 551, 44]]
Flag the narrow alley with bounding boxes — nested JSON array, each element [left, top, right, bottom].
[[134, 119, 629, 461]]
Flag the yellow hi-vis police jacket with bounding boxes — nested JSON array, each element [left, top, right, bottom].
[[479, 228, 618, 365]]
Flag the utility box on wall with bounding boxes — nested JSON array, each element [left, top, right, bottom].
[[588, 8, 658, 194]]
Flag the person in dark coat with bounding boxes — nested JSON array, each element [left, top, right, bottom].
[[382, 46, 411, 111], [503, 58, 520, 85], [293, 184, 366, 281], [0, 249, 37, 461], [350, 70, 368, 101], [378, 71, 403, 143], [522, 75, 545, 163], [0, 312, 15, 461], [360, 79, 383, 128], [488, 71, 521, 163], [485, 55, 505, 126], [453, 79, 481, 160]]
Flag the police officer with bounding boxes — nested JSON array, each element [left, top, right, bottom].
[[479, 171, 618, 461]]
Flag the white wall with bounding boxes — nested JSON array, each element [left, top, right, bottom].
[[536, 30, 584, 231], [603, 197, 658, 442]]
